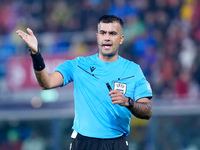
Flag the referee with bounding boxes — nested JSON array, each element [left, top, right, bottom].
[[16, 14, 152, 150]]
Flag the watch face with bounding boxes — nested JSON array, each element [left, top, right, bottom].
[[129, 98, 134, 107]]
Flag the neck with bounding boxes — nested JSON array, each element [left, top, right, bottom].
[[98, 53, 118, 62]]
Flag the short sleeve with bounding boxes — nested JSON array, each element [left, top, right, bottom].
[[53, 59, 77, 86], [134, 67, 152, 101]]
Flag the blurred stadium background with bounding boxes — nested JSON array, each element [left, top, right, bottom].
[[1, 0, 200, 149]]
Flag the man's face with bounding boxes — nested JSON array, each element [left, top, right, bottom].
[[97, 22, 124, 57]]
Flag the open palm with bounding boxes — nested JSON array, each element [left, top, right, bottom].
[[16, 28, 38, 54]]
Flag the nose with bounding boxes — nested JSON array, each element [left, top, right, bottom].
[[104, 33, 110, 41]]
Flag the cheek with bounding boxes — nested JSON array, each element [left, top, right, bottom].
[[97, 37, 102, 44], [115, 38, 122, 45]]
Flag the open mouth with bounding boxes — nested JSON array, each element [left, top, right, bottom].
[[102, 44, 112, 49]]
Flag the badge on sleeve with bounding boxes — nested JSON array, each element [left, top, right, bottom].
[[114, 82, 127, 95]]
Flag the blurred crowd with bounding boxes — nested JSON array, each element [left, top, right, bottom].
[[1, 1, 200, 150], [1, 0, 200, 99]]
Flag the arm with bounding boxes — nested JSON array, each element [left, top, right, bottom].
[[35, 70, 63, 89], [127, 97, 152, 120], [109, 90, 152, 120], [16, 28, 63, 89]]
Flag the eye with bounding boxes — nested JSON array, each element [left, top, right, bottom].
[[100, 31, 106, 35], [110, 32, 117, 35]]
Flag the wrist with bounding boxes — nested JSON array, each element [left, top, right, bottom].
[[30, 48, 45, 71], [29, 49, 38, 56], [124, 97, 130, 106], [127, 97, 134, 108]]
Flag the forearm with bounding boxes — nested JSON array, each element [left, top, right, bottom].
[[108, 89, 152, 120], [127, 101, 152, 120], [30, 50, 50, 89], [31, 52, 63, 89], [35, 69, 51, 89]]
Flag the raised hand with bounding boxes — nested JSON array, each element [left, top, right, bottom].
[[16, 28, 38, 54]]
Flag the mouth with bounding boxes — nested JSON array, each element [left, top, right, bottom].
[[102, 44, 112, 49]]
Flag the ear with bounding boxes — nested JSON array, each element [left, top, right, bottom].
[[120, 35, 125, 45]]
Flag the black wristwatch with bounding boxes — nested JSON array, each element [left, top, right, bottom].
[[128, 97, 134, 107]]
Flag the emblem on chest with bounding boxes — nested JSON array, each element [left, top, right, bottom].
[[114, 82, 127, 95]]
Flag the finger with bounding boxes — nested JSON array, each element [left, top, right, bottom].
[[110, 94, 120, 99], [16, 31, 32, 45], [112, 99, 122, 104], [16, 30, 29, 40], [112, 97, 126, 105], [111, 98, 118, 104], [27, 28, 34, 37], [17, 32, 28, 41], [109, 90, 120, 95], [111, 96, 121, 102], [16, 30, 28, 36], [110, 91, 122, 97], [16, 32, 27, 41]]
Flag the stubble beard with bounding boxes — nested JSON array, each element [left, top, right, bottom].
[[98, 48, 118, 57]]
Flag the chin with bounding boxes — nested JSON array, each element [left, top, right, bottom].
[[99, 48, 118, 57], [101, 51, 116, 57]]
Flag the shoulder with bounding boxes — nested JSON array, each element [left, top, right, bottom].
[[61, 54, 95, 63], [56, 54, 97, 70], [119, 56, 140, 70], [74, 54, 97, 63]]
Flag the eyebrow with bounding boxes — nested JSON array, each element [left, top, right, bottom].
[[99, 30, 118, 34], [99, 30, 106, 33]]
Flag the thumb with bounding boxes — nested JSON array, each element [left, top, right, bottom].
[[27, 28, 34, 36]]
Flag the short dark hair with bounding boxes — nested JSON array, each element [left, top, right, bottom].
[[99, 15, 123, 28]]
